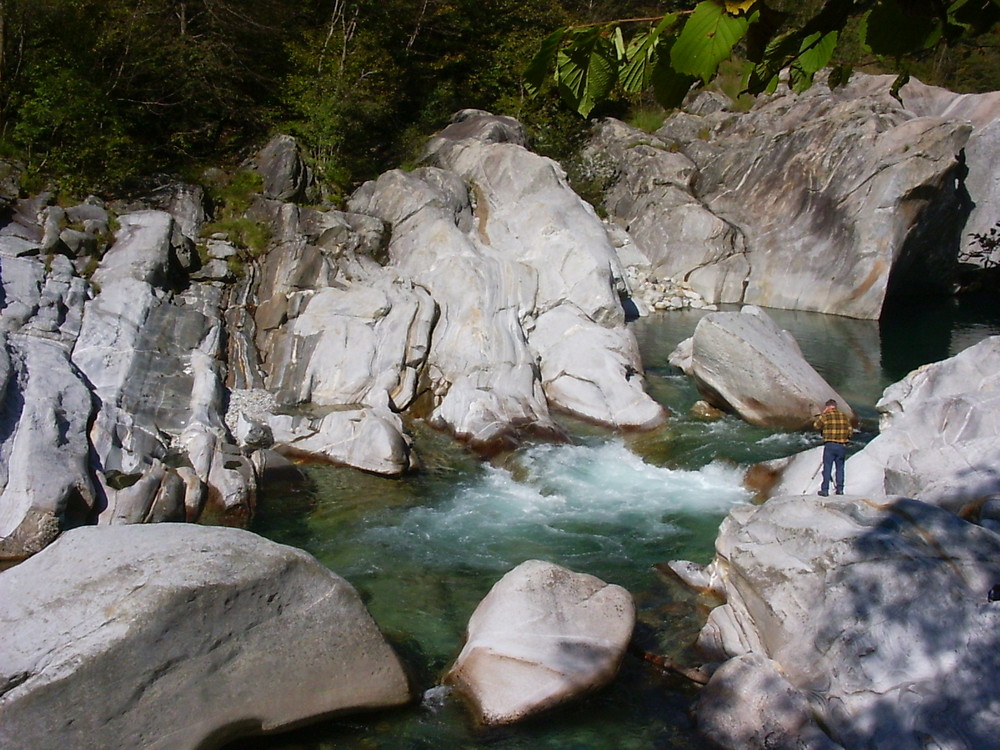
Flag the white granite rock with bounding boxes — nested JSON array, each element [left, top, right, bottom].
[[0, 524, 411, 750], [769, 336, 1000, 506], [446, 559, 634, 725], [689, 494, 1000, 750], [670, 306, 853, 429], [589, 73, 982, 318]]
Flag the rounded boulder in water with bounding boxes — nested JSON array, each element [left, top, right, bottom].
[[446, 559, 634, 725]]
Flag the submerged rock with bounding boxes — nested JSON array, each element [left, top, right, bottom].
[[689, 494, 1000, 750], [670, 306, 853, 429], [446, 559, 634, 725], [0, 524, 412, 750]]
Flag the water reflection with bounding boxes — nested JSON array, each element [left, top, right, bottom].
[[880, 292, 1000, 382]]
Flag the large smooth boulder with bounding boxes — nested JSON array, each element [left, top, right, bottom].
[[768, 336, 1000, 506], [0, 524, 412, 750], [349, 166, 563, 447], [670, 306, 853, 429], [446, 559, 634, 725], [589, 72, 976, 318], [690, 494, 1000, 750]]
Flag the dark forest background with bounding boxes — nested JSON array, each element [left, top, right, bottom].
[[1, 0, 998, 198]]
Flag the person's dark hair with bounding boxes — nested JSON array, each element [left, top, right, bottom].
[[826, 399, 837, 407]]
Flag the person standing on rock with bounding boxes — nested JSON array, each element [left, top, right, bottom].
[[813, 399, 852, 496]]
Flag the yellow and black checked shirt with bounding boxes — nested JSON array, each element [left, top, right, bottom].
[[814, 409, 852, 443]]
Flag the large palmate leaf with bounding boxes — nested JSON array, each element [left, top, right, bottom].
[[864, 0, 942, 57], [555, 28, 621, 117], [790, 30, 838, 91], [619, 14, 678, 94], [671, 0, 751, 83], [524, 28, 566, 97]]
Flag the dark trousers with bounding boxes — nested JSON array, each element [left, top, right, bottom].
[[821, 441, 847, 494]]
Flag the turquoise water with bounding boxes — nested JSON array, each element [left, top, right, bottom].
[[240, 297, 1000, 750]]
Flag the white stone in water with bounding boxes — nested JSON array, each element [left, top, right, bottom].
[[671, 306, 852, 429], [446, 559, 634, 725]]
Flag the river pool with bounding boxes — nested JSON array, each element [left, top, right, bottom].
[[239, 295, 1000, 750]]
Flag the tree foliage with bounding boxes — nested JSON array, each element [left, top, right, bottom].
[[0, 0, 999, 196], [526, 0, 1000, 116]]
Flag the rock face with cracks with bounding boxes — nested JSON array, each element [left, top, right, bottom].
[[687, 494, 1000, 750], [0, 524, 412, 750], [585, 72, 1000, 318], [446, 559, 634, 725]]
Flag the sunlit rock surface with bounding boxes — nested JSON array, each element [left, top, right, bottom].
[[670, 306, 853, 429], [351, 111, 666, 436], [446, 559, 634, 725], [0, 524, 411, 750], [587, 72, 995, 318], [0, 254, 94, 559], [767, 335, 1000, 505], [73, 211, 253, 527], [691, 494, 1000, 750]]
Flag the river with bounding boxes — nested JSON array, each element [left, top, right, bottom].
[[238, 294, 1000, 750]]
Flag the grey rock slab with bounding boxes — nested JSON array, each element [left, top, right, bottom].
[[91, 211, 180, 289], [694, 494, 1000, 750], [0, 524, 411, 750], [0, 336, 95, 559], [256, 134, 313, 202], [446, 559, 634, 726], [593, 74, 977, 318]]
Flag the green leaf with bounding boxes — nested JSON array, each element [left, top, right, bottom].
[[671, 0, 751, 83], [828, 64, 853, 89], [652, 40, 697, 109], [797, 30, 838, 75], [611, 26, 626, 60], [524, 28, 566, 97], [890, 70, 910, 104], [620, 14, 678, 94], [947, 0, 1000, 34], [745, 58, 780, 95], [788, 29, 839, 93], [865, 0, 941, 57], [555, 29, 620, 117]]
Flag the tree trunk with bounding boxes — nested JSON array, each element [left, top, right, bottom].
[[0, 0, 7, 89]]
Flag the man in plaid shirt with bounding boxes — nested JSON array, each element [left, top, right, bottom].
[[813, 399, 852, 496]]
